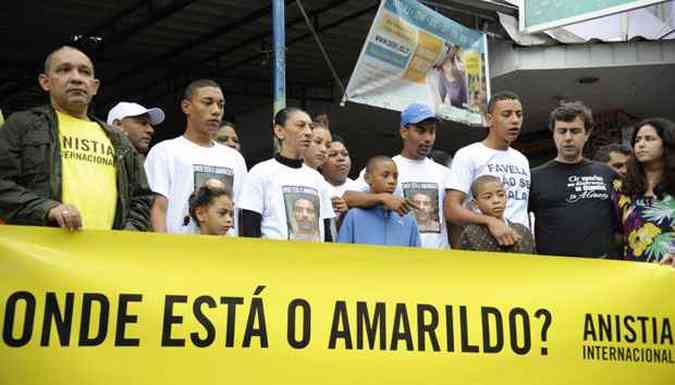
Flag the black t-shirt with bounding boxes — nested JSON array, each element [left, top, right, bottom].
[[529, 159, 618, 257]]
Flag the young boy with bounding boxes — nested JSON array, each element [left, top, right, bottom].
[[337, 156, 421, 247], [458, 175, 535, 253]]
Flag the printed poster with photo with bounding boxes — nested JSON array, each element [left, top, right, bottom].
[[193, 164, 234, 194], [282, 186, 321, 242], [402, 182, 440, 233], [343, 0, 490, 126]]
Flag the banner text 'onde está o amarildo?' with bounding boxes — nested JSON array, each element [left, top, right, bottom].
[[1, 226, 673, 384]]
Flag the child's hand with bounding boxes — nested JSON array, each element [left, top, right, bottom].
[[331, 196, 348, 214]]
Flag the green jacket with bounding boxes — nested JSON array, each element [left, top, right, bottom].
[[0, 105, 152, 230]]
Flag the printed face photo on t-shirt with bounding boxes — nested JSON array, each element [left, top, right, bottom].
[[403, 182, 440, 233], [283, 186, 321, 241], [193, 164, 234, 194]]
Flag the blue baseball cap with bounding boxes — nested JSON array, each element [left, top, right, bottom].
[[400, 103, 438, 127]]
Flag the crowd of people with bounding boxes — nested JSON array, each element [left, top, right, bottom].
[[0, 46, 673, 267]]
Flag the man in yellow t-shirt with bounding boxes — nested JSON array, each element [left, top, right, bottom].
[[57, 111, 117, 229], [0, 46, 152, 231]]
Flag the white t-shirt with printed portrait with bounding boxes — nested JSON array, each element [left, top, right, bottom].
[[144, 136, 248, 234], [324, 177, 360, 198], [355, 155, 452, 249], [238, 158, 336, 241], [447, 142, 531, 228]]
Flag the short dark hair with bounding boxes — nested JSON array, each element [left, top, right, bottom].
[[549, 101, 594, 133], [593, 143, 631, 163], [183, 79, 221, 100], [470, 175, 503, 198], [313, 113, 330, 130], [330, 135, 346, 146], [487, 91, 521, 114], [365, 155, 393, 175], [44, 46, 90, 73]]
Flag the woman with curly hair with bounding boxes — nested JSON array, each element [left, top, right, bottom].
[[613, 118, 675, 266]]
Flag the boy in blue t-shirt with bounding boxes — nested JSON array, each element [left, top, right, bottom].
[[337, 156, 421, 247]]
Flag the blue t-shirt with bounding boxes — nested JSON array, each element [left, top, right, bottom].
[[337, 206, 421, 247]]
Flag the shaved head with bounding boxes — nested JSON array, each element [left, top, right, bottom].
[[365, 155, 393, 175], [44, 46, 92, 74]]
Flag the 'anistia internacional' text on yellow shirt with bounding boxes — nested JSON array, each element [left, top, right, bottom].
[[57, 111, 117, 230]]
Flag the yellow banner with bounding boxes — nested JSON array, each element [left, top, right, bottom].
[[1, 226, 673, 384]]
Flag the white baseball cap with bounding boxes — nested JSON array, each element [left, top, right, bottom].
[[107, 102, 165, 126]]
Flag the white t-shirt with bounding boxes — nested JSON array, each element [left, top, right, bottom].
[[448, 142, 531, 228], [324, 177, 360, 198], [238, 158, 336, 241], [355, 155, 452, 249], [145, 136, 248, 234]]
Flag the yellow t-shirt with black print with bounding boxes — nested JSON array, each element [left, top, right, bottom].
[[57, 111, 117, 230]]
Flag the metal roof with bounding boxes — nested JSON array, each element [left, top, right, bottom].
[[0, 0, 508, 119]]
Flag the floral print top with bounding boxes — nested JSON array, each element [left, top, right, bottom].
[[613, 179, 675, 262]]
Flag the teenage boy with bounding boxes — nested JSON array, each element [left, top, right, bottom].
[[445, 91, 530, 247], [338, 156, 421, 247], [458, 175, 534, 253], [145, 79, 247, 233]]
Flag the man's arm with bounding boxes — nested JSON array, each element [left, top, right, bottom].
[[239, 209, 262, 238], [323, 219, 333, 242], [443, 148, 517, 245], [124, 149, 153, 231], [0, 112, 61, 225], [444, 189, 517, 246], [343, 191, 416, 216], [151, 195, 168, 233]]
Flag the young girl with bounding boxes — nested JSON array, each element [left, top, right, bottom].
[[304, 122, 332, 170], [184, 184, 234, 236], [613, 118, 675, 265], [307, 115, 350, 218]]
